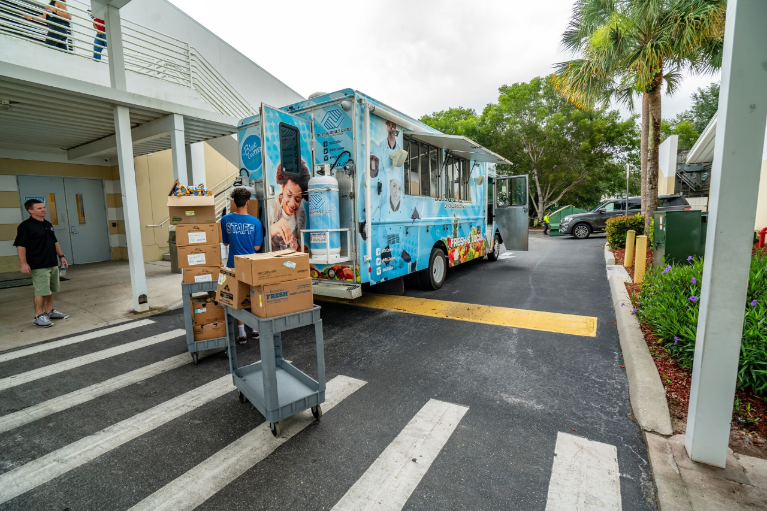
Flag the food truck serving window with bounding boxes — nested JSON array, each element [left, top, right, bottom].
[[279, 123, 301, 175]]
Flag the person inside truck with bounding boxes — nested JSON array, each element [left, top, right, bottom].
[[269, 160, 310, 251]]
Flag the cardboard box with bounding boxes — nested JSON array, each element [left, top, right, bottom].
[[190, 295, 224, 326], [177, 245, 221, 269], [229, 198, 260, 219], [250, 278, 313, 318], [168, 182, 216, 225], [234, 250, 310, 286], [176, 223, 220, 247], [193, 322, 226, 341], [182, 266, 220, 284], [217, 268, 251, 309]]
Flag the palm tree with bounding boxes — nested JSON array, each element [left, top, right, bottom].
[[554, 0, 726, 231]]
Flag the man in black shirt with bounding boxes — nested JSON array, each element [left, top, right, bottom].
[[14, 199, 70, 327]]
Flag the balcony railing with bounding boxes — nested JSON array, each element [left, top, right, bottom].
[[0, 0, 254, 119]]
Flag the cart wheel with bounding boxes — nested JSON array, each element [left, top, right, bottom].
[[311, 405, 322, 420], [270, 422, 282, 437], [191, 352, 199, 365], [238, 391, 247, 403]]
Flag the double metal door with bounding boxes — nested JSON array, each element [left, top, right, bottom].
[[16, 176, 111, 264]]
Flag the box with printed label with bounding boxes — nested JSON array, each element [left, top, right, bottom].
[[176, 224, 220, 247], [177, 245, 221, 269], [193, 322, 226, 341], [217, 268, 251, 309], [190, 294, 224, 325], [182, 266, 220, 284], [250, 278, 313, 318], [234, 250, 310, 286]]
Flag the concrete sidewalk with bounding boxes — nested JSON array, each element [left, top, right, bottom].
[[0, 261, 182, 352]]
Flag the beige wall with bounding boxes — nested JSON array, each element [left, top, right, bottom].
[[0, 141, 235, 274], [755, 159, 767, 232]]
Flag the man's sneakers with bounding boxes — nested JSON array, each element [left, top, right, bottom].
[[33, 314, 53, 327], [33, 309, 69, 327]]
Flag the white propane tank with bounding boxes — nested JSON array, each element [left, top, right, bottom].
[[308, 166, 341, 260]]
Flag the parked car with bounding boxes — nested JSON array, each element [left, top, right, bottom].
[[559, 195, 691, 239]]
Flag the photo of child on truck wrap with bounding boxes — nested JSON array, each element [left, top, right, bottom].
[[269, 160, 310, 250]]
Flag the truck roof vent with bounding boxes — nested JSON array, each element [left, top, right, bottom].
[[308, 92, 328, 99]]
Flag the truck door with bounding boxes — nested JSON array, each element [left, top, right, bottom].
[[260, 104, 314, 252], [494, 175, 529, 251]]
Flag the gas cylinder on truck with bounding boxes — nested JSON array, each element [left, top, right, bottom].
[[308, 165, 341, 260]]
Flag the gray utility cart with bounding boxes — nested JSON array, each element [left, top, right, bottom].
[[182, 281, 228, 364], [224, 305, 326, 437]]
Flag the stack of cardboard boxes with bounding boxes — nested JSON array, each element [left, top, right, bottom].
[[220, 249, 313, 318], [168, 184, 224, 341]]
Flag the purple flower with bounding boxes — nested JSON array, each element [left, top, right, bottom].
[[689, 296, 699, 302], [621, 303, 625, 307], [631, 308, 637, 315], [691, 277, 697, 284], [687, 256, 693, 262], [662, 265, 671, 274], [674, 336, 679, 344], [751, 299, 758, 307]]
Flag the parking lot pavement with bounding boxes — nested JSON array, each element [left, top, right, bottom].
[[0, 234, 656, 510]]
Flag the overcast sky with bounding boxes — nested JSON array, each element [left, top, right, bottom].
[[170, 0, 719, 121]]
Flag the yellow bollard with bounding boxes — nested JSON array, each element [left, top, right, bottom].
[[624, 230, 636, 268], [634, 235, 647, 284]]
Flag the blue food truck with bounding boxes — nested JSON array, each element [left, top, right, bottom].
[[236, 89, 529, 298]]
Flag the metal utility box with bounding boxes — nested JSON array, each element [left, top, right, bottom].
[[652, 210, 706, 265]]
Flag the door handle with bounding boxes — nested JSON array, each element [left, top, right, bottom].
[[70, 225, 78, 234]]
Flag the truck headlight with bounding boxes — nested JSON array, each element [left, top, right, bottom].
[[562, 216, 572, 224]]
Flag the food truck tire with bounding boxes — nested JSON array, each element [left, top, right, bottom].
[[418, 247, 447, 290], [487, 234, 501, 261]]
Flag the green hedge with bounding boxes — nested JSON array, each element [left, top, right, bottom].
[[637, 255, 767, 396], [605, 214, 645, 249]]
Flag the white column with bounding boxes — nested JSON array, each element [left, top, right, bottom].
[[185, 142, 206, 186], [686, 0, 767, 468], [170, 114, 188, 185], [103, 4, 126, 91], [114, 105, 149, 312]]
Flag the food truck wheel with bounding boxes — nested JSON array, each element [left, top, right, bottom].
[[487, 235, 501, 261], [270, 422, 282, 437], [312, 405, 323, 419], [418, 247, 447, 290]]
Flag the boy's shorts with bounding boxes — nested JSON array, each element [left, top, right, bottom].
[[31, 266, 60, 296]]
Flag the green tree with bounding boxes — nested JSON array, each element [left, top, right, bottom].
[[661, 117, 699, 150], [475, 76, 638, 218], [689, 82, 720, 133], [419, 107, 479, 139], [554, 0, 726, 231]]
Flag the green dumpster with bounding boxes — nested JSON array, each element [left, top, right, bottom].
[[548, 205, 585, 236], [652, 210, 708, 266]]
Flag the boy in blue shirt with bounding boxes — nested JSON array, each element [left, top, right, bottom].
[[221, 187, 263, 343]]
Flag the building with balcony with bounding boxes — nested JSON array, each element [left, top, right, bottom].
[[0, 0, 302, 310]]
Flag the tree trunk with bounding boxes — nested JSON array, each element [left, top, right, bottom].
[[640, 92, 649, 222], [645, 74, 663, 233]]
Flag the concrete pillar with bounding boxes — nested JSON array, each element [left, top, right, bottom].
[[185, 142, 206, 187], [170, 114, 188, 185], [686, 0, 767, 468], [103, 5, 126, 91], [114, 105, 149, 312]]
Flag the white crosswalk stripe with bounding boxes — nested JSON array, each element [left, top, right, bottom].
[[0, 329, 184, 391], [332, 398, 468, 511], [130, 375, 366, 511], [545, 432, 622, 511], [0, 352, 193, 434], [0, 375, 233, 504], [0, 320, 155, 363]]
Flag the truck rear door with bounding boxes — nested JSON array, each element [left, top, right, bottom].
[[494, 175, 529, 251]]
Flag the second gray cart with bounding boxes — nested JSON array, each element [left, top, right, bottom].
[[224, 305, 326, 437]]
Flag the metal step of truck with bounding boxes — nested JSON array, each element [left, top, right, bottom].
[[312, 280, 362, 299]]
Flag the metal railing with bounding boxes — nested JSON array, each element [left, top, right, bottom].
[[0, 0, 255, 118]]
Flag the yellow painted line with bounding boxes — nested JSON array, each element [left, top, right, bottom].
[[320, 295, 597, 337], [318, 294, 597, 337]]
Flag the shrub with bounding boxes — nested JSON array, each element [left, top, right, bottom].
[[637, 254, 767, 396], [605, 214, 645, 249]]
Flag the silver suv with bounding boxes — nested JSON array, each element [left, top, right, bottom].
[[559, 195, 691, 239]]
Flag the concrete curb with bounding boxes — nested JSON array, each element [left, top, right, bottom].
[[644, 433, 693, 511], [605, 244, 673, 436]]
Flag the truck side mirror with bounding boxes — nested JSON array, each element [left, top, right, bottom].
[[597, 208, 606, 214]]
